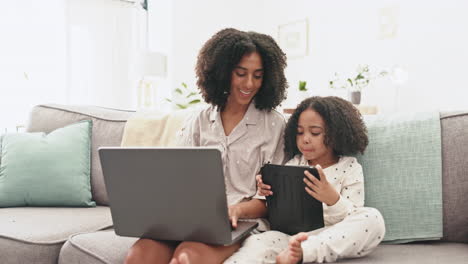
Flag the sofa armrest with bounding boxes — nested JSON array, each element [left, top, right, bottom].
[[440, 110, 468, 243], [0, 134, 3, 168]]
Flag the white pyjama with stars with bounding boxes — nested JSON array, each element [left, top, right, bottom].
[[224, 156, 386, 263]]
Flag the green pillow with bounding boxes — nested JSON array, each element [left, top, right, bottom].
[[0, 120, 95, 207]]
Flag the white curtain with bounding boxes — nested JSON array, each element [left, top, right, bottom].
[[0, 0, 67, 131], [0, 0, 150, 132], [67, 0, 148, 109]]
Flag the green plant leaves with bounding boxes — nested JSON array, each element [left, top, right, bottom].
[[298, 80, 307, 91], [188, 99, 201, 104], [166, 82, 202, 109], [186, 92, 197, 98]]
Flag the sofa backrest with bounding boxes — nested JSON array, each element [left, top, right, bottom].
[[22, 105, 468, 243], [440, 111, 468, 243], [26, 104, 135, 205]]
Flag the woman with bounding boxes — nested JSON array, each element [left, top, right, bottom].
[[125, 28, 288, 264]]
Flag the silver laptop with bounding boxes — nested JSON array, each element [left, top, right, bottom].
[[99, 147, 258, 245]]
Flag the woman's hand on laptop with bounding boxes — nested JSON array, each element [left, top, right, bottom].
[[256, 174, 273, 196], [228, 204, 242, 229]]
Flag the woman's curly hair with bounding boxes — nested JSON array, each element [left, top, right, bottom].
[[284, 96, 369, 161], [195, 28, 288, 111]]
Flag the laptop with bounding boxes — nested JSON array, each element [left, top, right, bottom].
[[98, 147, 258, 245]]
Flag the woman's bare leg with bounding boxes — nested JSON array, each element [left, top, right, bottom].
[[125, 238, 178, 264], [170, 241, 241, 264]]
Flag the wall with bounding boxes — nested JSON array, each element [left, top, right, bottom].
[[167, 0, 268, 109], [2, 0, 466, 128], [166, 0, 468, 113], [262, 0, 468, 112]]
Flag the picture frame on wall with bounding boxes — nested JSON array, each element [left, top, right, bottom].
[[277, 19, 309, 59]]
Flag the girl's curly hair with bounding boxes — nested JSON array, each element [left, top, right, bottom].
[[195, 28, 288, 111], [284, 96, 369, 161]]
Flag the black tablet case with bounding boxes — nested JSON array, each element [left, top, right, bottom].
[[261, 164, 324, 235]]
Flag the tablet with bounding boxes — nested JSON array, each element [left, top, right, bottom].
[[261, 164, 324, 235]]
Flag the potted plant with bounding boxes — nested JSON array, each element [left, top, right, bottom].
[[298, 80, 310, 100], [298, 80, 307, 92]]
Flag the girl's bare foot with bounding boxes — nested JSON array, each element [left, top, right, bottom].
[[276, 232, 309, 264]]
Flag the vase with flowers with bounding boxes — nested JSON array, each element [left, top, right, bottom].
[[329, 65, 388, 105]]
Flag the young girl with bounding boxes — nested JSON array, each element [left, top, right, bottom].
[[225, 96, 385, 263]]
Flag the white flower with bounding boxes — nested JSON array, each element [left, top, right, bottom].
[[329, 64, 389, 92]]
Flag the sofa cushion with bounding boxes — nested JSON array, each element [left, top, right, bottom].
[[440, 111, 468, 243], [337, 242, 468, 263], [0, 239, 63, 264], [58, 229, 137, 264], [0, 206, 112, 264], [0, 120, 94, 207], [58, 234, 468, 264], [26, 104, 135, 205]]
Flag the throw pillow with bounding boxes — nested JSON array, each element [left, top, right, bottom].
[[0, 120, 95, 207], [357, 112, 442, 243]]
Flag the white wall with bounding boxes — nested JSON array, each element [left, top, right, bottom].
[[2, 0, 466, 129], [263, 0, 468, 112], [168, 0, 268, 103], [166, 0, 468, 113]]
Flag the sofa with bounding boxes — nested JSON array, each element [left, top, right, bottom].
[[0, 104, 467, 264]]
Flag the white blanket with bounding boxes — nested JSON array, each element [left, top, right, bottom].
[[121, 109, 192, 147]]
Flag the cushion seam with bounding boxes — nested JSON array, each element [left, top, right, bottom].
[[0, 224, 113, 245], [66, 232, 112, 264], [440, 112, 468, 120], [0, 234, 65, 245], [35, 105, 133, 122]]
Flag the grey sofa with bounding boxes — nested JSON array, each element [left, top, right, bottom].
[[0, 104, 467, 264]]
